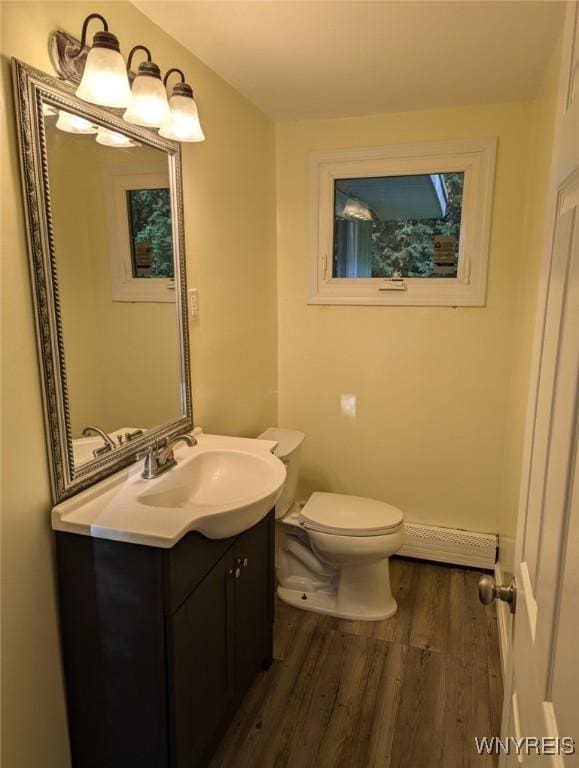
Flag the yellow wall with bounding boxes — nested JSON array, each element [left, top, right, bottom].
[[276, 101, 546, 534], [0, 2, 561, 765], [497, 40, 562, 580], [0, 3, 276, 766]]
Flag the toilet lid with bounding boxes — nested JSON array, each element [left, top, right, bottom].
[[299, 492, 403, 536]]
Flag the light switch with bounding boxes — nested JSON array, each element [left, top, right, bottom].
[[188, 288, 199, 320]]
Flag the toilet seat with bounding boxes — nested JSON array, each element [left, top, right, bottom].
[[299, 492, 403, 537]]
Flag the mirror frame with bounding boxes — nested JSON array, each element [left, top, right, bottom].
[[12, 58, 193, 503]]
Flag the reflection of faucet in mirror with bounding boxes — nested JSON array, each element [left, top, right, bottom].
[[139, 433, 197, 480], [120, 428, 144, 445], [82, 425, 116, 458]]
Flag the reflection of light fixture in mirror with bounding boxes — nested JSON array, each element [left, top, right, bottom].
[[159, 69, 205, 143], [96, 126, 139, 148], [343, 198, 373, 221], [42, 103, 58, 118], [123, 45, 170, 128], [56, 110, 98, 134], [75, 14, 131, 108]]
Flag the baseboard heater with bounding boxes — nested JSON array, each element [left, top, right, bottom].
[[398, 522, 497, 569]]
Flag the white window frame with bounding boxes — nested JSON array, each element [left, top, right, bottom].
[[104, 163, 176, 303], [309, 138, 496, 306]]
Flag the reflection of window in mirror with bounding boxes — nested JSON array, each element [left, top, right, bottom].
[[310, 139, 496, 306], [105, 163, 177, 303], [127, 188, 175, 279]]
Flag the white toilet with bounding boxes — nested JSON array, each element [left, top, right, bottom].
[[258, 428, 404, 621]]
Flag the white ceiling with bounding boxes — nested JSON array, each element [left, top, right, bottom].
[[134, 1, 565, 120]]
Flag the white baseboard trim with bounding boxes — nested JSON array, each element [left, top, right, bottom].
[[398, 521, 497, 569], [494, 563, 511, 676]]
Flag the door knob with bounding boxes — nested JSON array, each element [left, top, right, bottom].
[[478, 574, 517, 614]]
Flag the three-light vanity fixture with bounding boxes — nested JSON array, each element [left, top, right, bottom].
[[51, 13, 205, 143]]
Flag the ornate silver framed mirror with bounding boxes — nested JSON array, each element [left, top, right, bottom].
[[12, 58, 192, 503]]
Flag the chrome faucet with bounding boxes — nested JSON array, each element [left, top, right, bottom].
[[82, 425, 116, 458], [139, 433, 197, 479]]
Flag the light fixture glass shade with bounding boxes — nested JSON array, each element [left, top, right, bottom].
[[75, 46, 131, 108], [56, 110, 98, 134], [123, 75, 170, 127], [96, 126, 139, 148], [159, 95, 205, 142]]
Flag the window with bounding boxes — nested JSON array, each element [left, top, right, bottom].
[[309, 138, 496, 306], [333, 172, 464, 279]]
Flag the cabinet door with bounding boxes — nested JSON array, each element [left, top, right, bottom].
[[168, 549, 234, 768], [233, 514, 274, 700]]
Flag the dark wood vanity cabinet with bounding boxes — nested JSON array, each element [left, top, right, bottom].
[[55, 512, 275, 768], [168, 518, 274, 766]]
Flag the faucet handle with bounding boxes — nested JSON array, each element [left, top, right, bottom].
[[135, 438, 168, 462], [137, 445, 162, 480], [136, 433, 196, 479], [124, 428, 144, 443]]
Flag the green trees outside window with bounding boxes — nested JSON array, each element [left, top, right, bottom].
[[371, 173, 463, 278], [127, 188, 175, 278]]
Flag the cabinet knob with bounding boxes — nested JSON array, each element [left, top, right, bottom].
[[237, 557, 249, 569], [243, 557, 248, 568], [235, 567, 241, 579]]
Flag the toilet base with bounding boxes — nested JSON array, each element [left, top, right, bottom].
[[277, 558, 398, 621], [277, 586, 398, 621]]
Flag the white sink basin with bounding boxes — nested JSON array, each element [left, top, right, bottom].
[[137, 448, 284, 538], [52, 431, 286, 546]]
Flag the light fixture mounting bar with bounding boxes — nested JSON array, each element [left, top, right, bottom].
[[49, 29, 88, 84], [50, 29, 141, 86], [49, 15, 112, 83], [164, 68, 194, 99], [127, 45, 161, 79]]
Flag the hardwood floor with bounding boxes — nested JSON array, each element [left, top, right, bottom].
[[209, 557, 503, 768]]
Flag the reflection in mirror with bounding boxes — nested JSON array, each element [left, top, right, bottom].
[[333, 172, 464, 279], [43, 103, 183, 468], [127, 188, 174, 278]]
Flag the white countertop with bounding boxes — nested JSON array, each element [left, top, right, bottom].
[[52, 430, 284, 548]]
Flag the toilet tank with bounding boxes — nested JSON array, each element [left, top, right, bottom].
[[257, 428, 306, 518]]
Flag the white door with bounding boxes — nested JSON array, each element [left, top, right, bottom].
[[499, 3, 579, 765]]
